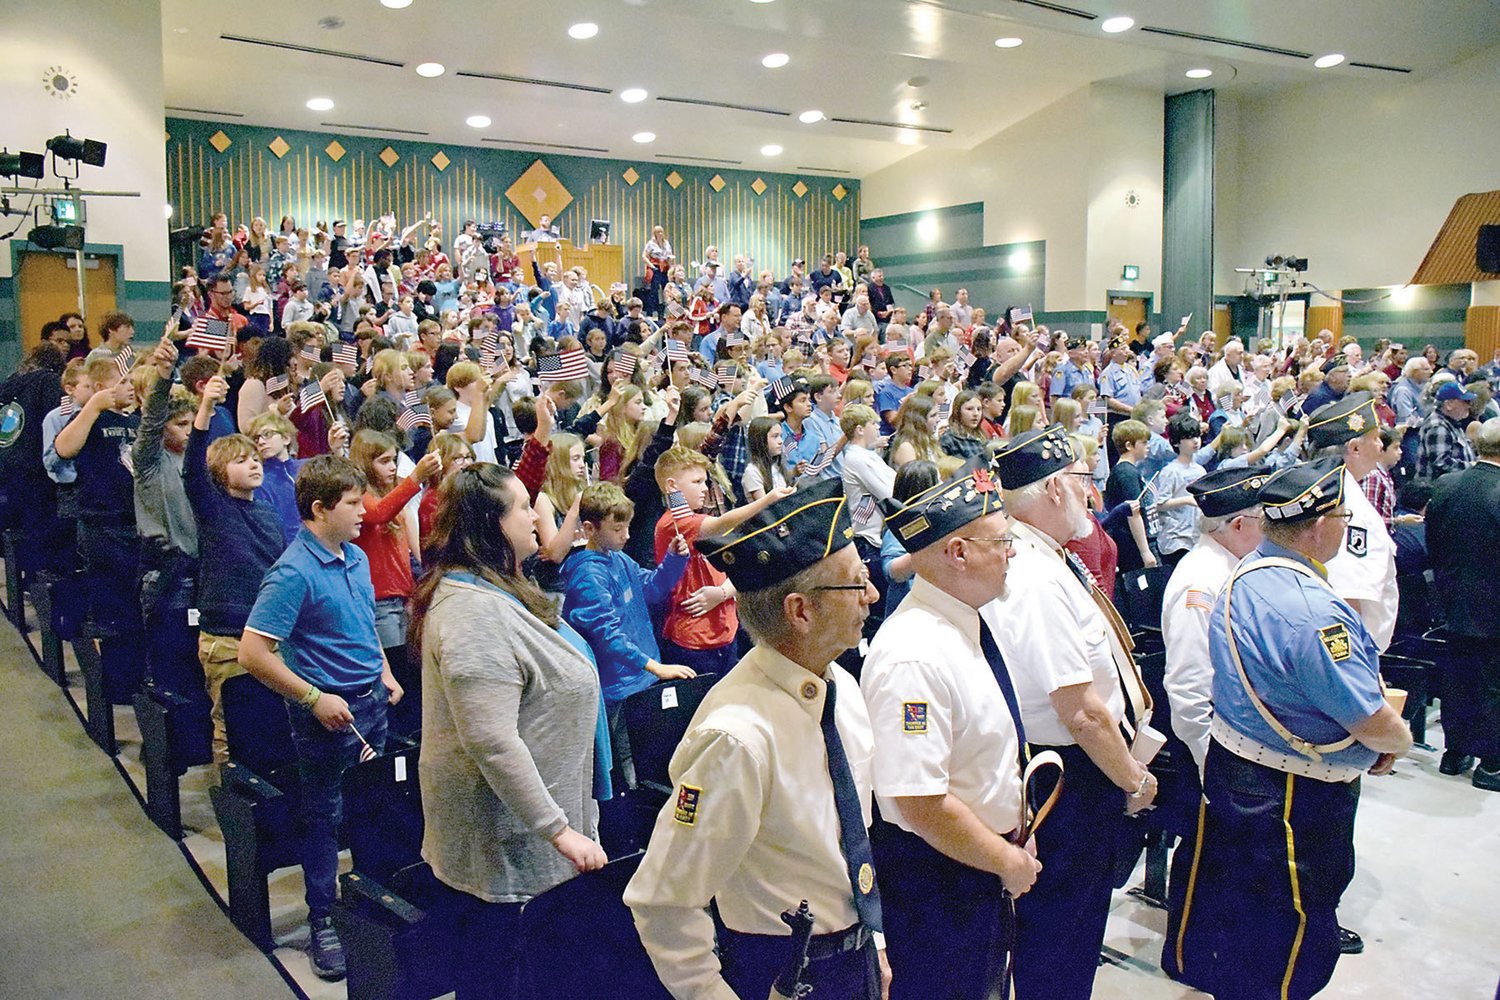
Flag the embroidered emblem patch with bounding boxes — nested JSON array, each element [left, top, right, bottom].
[[1346, 524, 1368, 557], [858, 862, 875, 894], [903, 702, 928, 734], [1318, 624, 1353, 662], [673, 784, 702, 826]]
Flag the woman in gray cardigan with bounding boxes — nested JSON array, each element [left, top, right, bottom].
[[408, 463, 607, 999]]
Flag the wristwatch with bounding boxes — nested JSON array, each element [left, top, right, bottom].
[[1128, 771, 1157, 798]]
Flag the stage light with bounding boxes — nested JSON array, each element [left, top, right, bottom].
[[46, 133, 106, 167], [799, 110, 825, 124], [466, 115, 491, 128], [632, 131, 656, 144], [415, 62, 445, 77], [1185, 68, 1213, 79], [569, 22, 599, 40], [1101, 16, 1134, 33], [0, 150, 45, 180], [305, 97, 335, 111], [27, 224, 85, 250]]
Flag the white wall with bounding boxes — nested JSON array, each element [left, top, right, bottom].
[[861, 84, 1164, 313], [1224, 41, 1500, 295], [0, 0, 168, 281]]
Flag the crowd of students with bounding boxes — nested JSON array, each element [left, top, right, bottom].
[[2, 205, 1498, 996]]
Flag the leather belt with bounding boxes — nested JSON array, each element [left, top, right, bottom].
[[804, 923, 873, 961]]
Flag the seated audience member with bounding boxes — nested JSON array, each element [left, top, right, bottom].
[[562, 482, 693, 784], [409, 463, 607, 998]]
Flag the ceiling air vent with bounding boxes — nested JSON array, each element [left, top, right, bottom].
[[1349, 60, 1411, 74], [1138, 26, 1310, 59], [458, 70, 611, 95], [656, 96, 790, 118], [483, 138, 611, 154], [655, 154, 744, 165], [166, 105, 245, 118], [1003, 0, 1097, 20], [827, 116, 953, 135], [219, 34, 404, 67]]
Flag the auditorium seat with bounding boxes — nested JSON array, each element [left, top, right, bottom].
[[1118, 565, 1170, 656]]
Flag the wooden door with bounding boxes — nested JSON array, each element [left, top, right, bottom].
[[1305, 304, 1342, 343], [1213, 303, 1233, 345], [1107, 295, 1147, 331], [17, 251, 117, 352]]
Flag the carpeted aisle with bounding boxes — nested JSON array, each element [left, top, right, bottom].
[[0, 622, 291, 1000]]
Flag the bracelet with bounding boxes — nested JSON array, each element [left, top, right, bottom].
[[1128, 772, 1156, 797], [299, 685, 322, 709]]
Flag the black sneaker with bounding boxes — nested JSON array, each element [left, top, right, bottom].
[[1439, 751, 1475, 776], [1338, 926, 1364, 955], [308, 916, 346, 980], [1473, 765, 1500, 793]]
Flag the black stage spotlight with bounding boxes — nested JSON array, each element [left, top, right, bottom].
[[28, 224, 86, 250], [46, 132, 107, 168], [0, 149, 46, 180]]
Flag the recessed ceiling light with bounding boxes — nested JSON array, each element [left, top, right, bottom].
[[416, 62, 445, 78], [620, 88, 648, 103], [749, 0, 775, 3], [1185, 68, 1213, 79], [1101, 16, 1135, 33], [466, 114, 491, 128], [568, 22, 599, 40], [1314, 53, 1345, 68], [994, 37, 1023, 48], [305, 97, 335, 111], [380, 0, 412, 7], [761, 144, 783, 156], [761, 52, 790, 68], [798, 109, 825, 124], [632, 131, 656, 144]]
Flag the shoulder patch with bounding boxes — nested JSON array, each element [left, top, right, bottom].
[[1345, 525, 1368, 557], [673, 784, 702, 826], [1184, 589, 1214, 612], [1318, 623, 1353, 662], [903, 701, 928, 734]]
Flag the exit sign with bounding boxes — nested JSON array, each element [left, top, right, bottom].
[[1121, 264, 1140, 281]]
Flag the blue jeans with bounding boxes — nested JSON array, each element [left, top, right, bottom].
[[286, 684, 388, 920], [659, 638, 738, 678]]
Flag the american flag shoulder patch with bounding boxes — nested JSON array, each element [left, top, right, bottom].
[[1184, 589, 1214, 612]]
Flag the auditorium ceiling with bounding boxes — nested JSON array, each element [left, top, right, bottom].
[[160, 0, 1500, 177]]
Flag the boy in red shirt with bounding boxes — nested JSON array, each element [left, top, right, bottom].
[[653, 445, 793, 675]]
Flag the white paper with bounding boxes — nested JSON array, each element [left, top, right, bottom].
[[661, 687, 679, 710], [187, 608, 199, 627], [394, 755, 408, 783]]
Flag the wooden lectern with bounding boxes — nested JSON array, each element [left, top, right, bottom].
[[517, 239, 626, 291]]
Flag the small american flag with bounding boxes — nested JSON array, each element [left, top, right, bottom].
[[59, 394, 75, 417], [479, 340, 505, 372], [349, 723, 377, 763], [805, 441, 836, 475], [664, 340, 691, 365], [265, 374, 289, 395], [854, 494, 877, 522], [396, 406, 433, 432], [300, 342, 323, 363], [934, 398, 951, 422], [113, 345, 135, 379], [666, 489, 694, 524], [861, 351, 878, 368], [332, 343, 359, 368], [185, 317, 231, 354], [537, 348, 589, 383], [955, 345, 976, 371], [1184, 589, 1214, 612], [402, 390, 422, 409], [1009, 305, 1033, 326], [300, 381, 327, 413], [609, 352, 638, 381], [691, 367, 719, 390], [768, 374, 796, 404]]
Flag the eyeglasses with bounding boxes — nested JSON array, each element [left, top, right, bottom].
[[811, 575, 874, 594], [961, 533, 1018, 555]]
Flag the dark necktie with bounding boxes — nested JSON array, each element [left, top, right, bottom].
[[978, 619, 1029, 774], [821, 680, 883, 932]]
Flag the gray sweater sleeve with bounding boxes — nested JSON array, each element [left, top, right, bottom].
[[432, 589, 571, 840]]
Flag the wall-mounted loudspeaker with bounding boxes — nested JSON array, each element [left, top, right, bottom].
[[1478, 225, 1500, 274]]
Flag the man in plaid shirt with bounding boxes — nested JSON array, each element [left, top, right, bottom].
[[1415, 382, 1478, 481]]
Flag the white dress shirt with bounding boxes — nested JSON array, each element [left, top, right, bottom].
[[862, 576, 1024, 838], [1325, 469, 1399, 651], [1161, 534, 1240, 770], [840, 444, 896, 546], [980, 521, 1126, 746], [624, 645, 874, 1000]]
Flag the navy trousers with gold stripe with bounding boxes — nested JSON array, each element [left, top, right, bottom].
[[1163, 739, 1360, 1000]]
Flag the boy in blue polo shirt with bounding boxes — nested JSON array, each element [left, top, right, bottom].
[[238, 454, 404, 981]]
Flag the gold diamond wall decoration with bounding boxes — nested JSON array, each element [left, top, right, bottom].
[[708, 174, 726, 193], [504, 158, 573, 228], [832, 183, 848, 202], [622, 167, 640, 186], [430, 150, 450, 171], [378, 146, 400, 167], [792, 180, 809, 198], [750, 177, 767, 196], [665, 171, 684, 190], [208, 130, 232, 153], [324, 140, 346, 162], [267, 136, 290, 159]]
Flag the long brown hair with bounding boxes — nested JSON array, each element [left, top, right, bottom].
[[408, 464, 558, 659]]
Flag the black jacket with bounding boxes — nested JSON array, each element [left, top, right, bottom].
[[1427, 460, 1500, 638]]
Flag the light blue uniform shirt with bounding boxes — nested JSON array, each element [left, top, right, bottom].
[[1099, 361, 1143, 408], [1208, 539, 1383, 771]]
